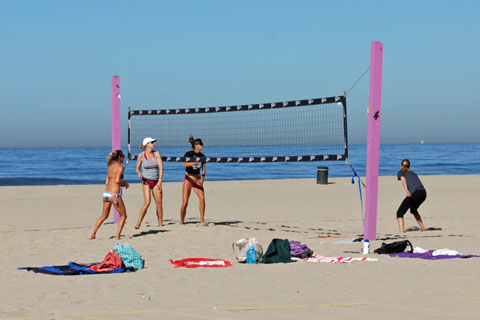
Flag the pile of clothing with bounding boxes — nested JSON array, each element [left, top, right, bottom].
[[19, 243, 144, 275]]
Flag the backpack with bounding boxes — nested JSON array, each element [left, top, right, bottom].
[[374, 240, 413, 254], [289, 241, 313, 259], [113, 243, 145, 270], [262, 239, 292, 264]]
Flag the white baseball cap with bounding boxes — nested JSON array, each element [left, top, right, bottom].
[[142, 137, 157, 147]]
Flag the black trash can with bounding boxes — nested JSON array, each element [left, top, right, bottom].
[[317, 166, 328, 185]]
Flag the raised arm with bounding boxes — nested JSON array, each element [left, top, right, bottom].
[[183, 161, 199, 168]]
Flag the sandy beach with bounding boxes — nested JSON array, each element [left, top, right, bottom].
[[1, 175, 479, 319]]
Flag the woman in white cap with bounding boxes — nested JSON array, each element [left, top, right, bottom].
[[135, 137, 164, 228]]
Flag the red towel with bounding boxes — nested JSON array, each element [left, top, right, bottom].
[[170, 258, 232, 268], [87, 252, 123, 272]]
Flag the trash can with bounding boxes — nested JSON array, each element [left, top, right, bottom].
[[316, 166, 328, 185]]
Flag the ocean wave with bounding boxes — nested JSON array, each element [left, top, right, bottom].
[[0, 177, 103, 186]]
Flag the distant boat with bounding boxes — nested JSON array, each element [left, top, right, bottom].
[[420, 139, 424, 144]]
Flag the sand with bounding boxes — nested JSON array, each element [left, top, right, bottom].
[[1, 175, 479, 319]]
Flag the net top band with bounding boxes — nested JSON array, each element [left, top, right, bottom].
[[128, 154, 346, 162], [129, 95, 346, 116]]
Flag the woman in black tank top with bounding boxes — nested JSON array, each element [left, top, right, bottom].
[[180, 136, 207, 226]]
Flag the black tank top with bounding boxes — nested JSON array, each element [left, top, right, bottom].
[[184, 150, 205, 175]]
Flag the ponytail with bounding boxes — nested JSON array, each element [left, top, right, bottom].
[[107, 150, 124, 167], [189, 136, 203, 148]]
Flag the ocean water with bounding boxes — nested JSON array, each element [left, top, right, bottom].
[[0, 144, 479, 186]]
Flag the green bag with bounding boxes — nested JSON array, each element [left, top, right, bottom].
[[261, 239, 292, 264]]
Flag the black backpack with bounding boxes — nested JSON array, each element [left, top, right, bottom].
[[374, 240, 413, 254]]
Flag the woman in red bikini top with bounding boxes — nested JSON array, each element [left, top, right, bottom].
[[180, 136, 207, 226], [135, 137, 164, 228]]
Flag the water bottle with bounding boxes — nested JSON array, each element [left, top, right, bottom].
[[363, 239, 370, 254], [246, 245, 257, 264]]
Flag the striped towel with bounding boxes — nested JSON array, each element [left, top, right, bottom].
[[302, 253, 378, 263]]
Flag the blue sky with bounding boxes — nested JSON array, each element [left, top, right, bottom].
[[1, 0, 479, 148]]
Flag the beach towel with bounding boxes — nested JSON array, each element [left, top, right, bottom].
[[170, 258, 232, 268], [262, 239, 292, 264], [302, 253, 378, 263], [113, 243, 145, 270], [18, 261, 134, 275], [390, 251, 480, 260], [87, 252, 123, 272]]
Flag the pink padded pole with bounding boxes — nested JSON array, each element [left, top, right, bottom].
[[111, 76, 121, 222], [364, 41, 384, 240]]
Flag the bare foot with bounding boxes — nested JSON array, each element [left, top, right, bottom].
[[158, 224, 164, 227], [89, 235, 96, 240], [134, 225, 140, 229], [196, 222, 209, 227]]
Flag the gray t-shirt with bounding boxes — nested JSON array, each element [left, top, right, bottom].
[[397, 169, 425, 193]]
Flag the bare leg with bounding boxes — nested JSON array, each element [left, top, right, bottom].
[[152, 186, 163, 226], [113, 198, 127, 240], [180, 181, 192, 224], [135, 183, 151, 229], [397, 217, 405, 233], [413, 213, 426, 232], [193, 187, 206, 224], [90, 201, 112, 239]]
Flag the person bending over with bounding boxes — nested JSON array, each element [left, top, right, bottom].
[[180, 136, 206, 225], [396, 159, 427, 233]]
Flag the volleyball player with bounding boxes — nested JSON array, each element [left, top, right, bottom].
[[180, 136, 206, 225], [135, 137, 164, 228], [90, 150, 129, 240], [396, 159, 427, 233]]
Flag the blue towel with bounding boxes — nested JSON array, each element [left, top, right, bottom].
[[18, 262, 135, 275]]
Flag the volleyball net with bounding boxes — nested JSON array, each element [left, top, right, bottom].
[[128, 95, 348, 163]]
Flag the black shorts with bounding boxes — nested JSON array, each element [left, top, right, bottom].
[[396, 189, 427, 218]]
